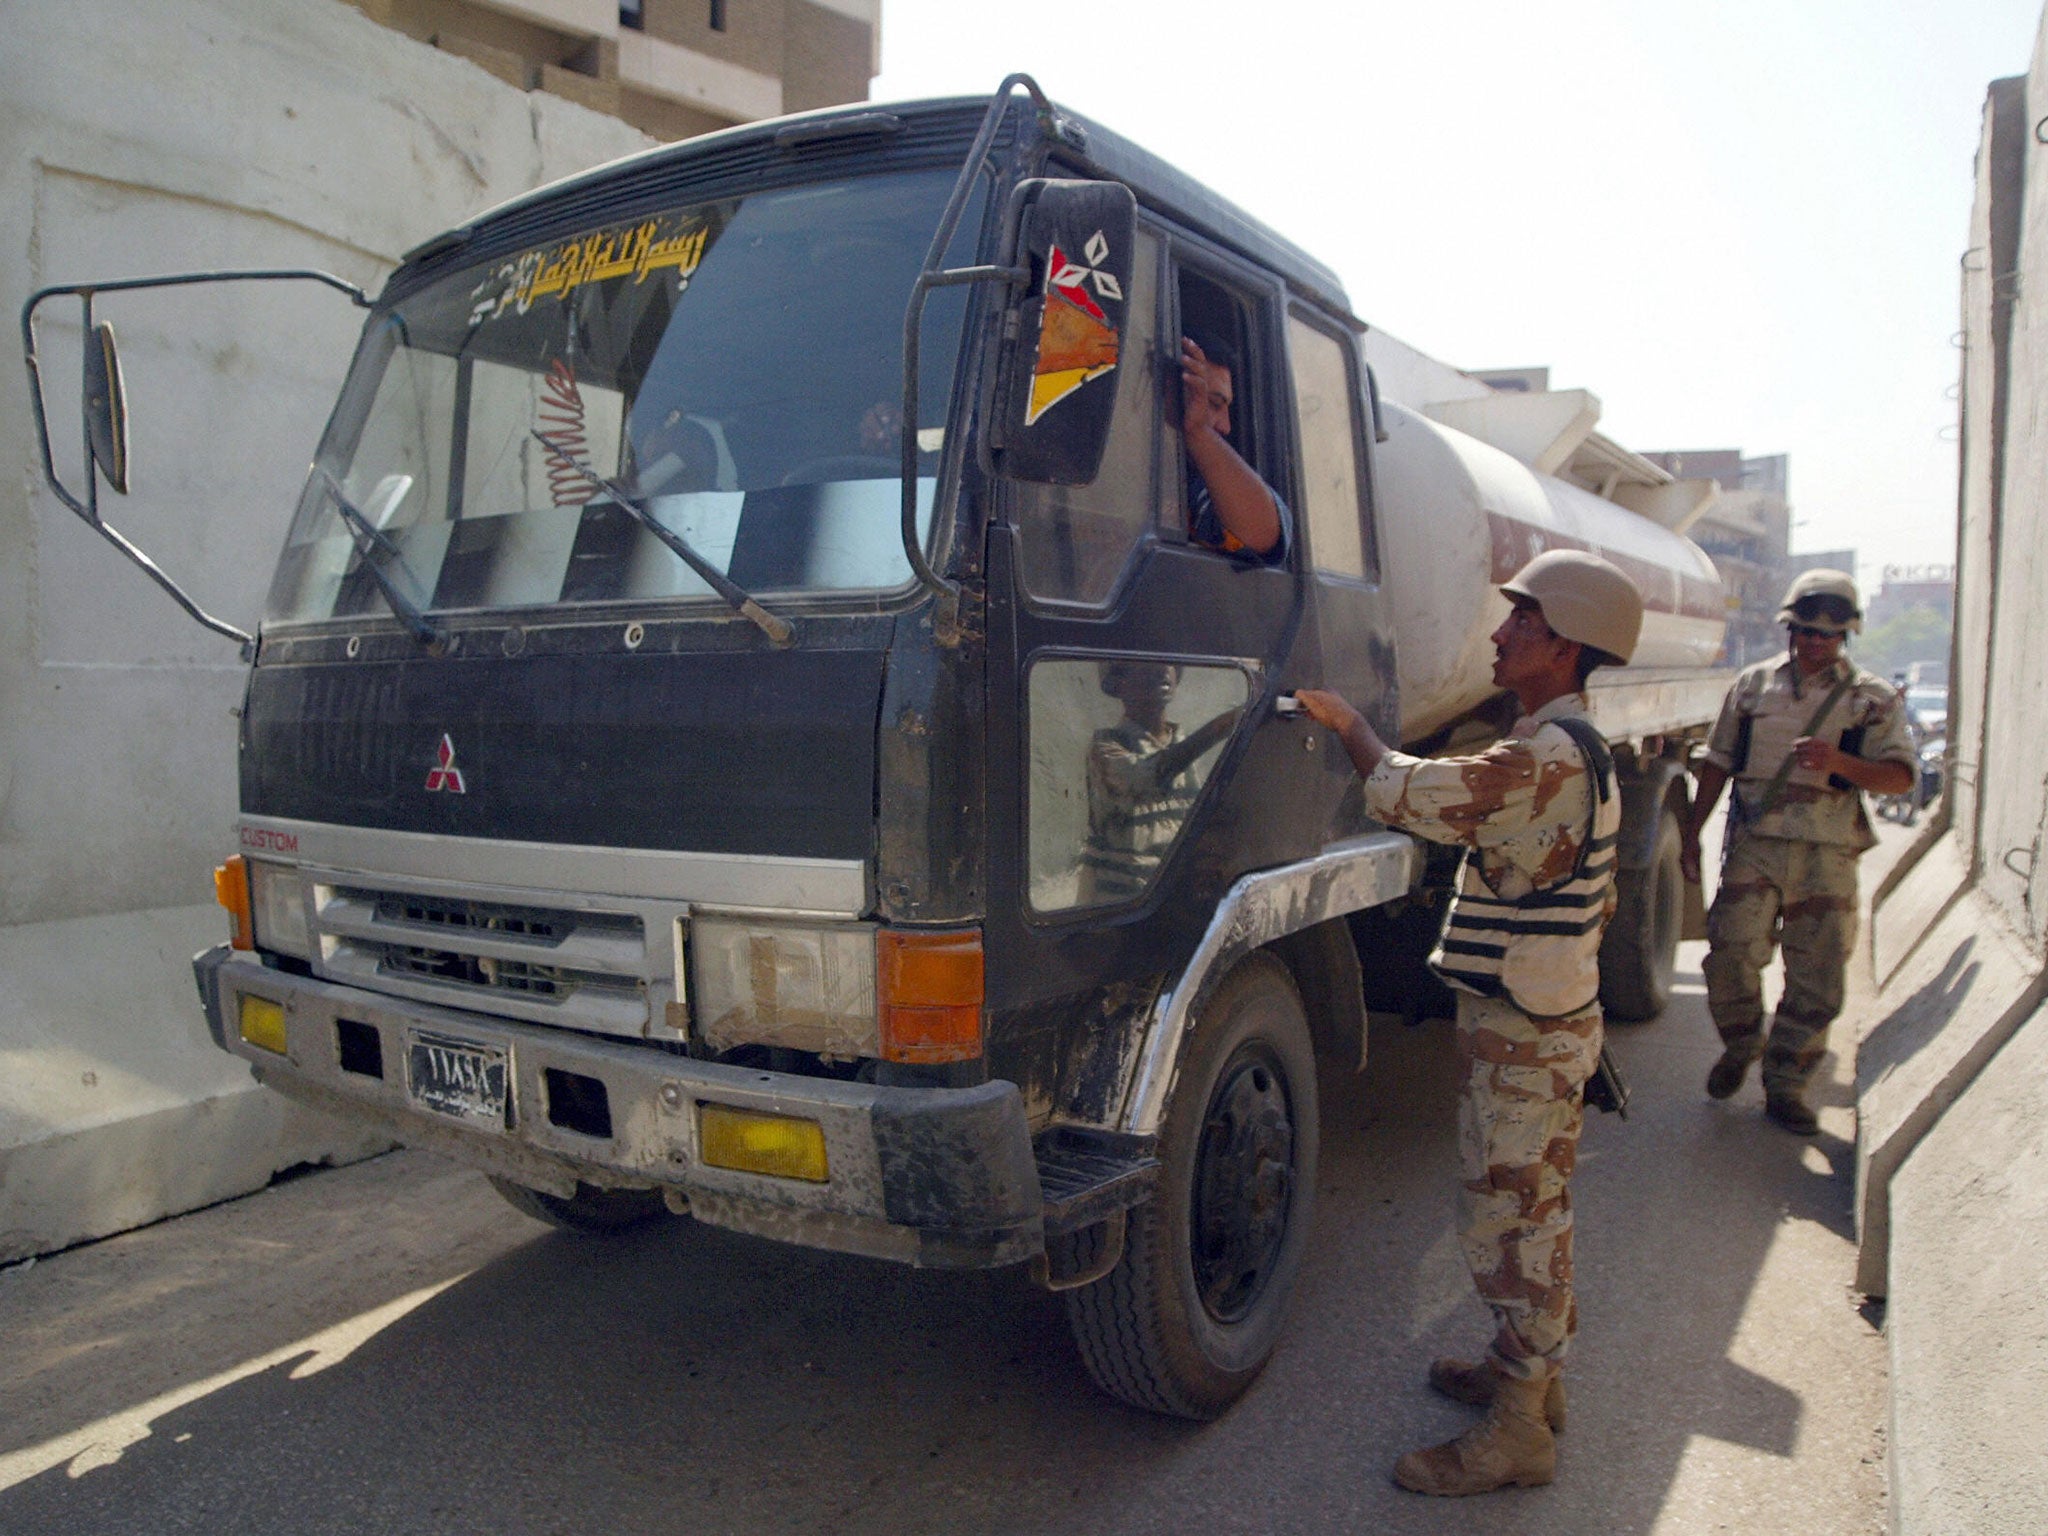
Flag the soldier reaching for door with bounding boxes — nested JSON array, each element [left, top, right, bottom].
[[1296, 550, 1642, 1497], [1679, 569, 1917, 1135]]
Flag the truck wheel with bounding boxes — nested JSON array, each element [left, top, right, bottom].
[[1064, 953, 1318, 1419], [1600, 806, 1682, 1022], [487, 1176, 669, 1235]]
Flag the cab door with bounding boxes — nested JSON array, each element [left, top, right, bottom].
[[981, 220, 1388, 1123]]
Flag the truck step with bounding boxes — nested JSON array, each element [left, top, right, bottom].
[[1034, 1127, 1158, 1236]]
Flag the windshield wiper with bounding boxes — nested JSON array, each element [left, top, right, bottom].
[[531, 431, 793, 646], [316, 468, 444, 649]]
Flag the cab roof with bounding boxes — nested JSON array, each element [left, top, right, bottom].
[[391, 91, 1356, 322]]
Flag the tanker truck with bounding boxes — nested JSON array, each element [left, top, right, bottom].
[[21, 78, 1731, 1420]]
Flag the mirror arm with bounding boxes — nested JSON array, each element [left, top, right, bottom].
[[21, 295, 252, 651], [23, 268, 370, 312], [18, 269, 368, 654], [899, 73, 1061, 625], [76, 509, 255, 655], [900, 262, 1028, 622]]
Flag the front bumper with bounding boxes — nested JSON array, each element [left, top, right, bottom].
[[194, 945, 1042, 1268]]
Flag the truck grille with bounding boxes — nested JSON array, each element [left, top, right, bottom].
[[376, 892, 577, 944], [382, 946, 574, 997], [314, 885, 651, 1035]]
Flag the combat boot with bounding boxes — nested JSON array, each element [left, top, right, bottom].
[[1427, 1357, 1567, 1431], [1705, 1049, 1750, 1100], [1393, 1373, 1557, 1495], [1764, 1092, 1819, 1135]]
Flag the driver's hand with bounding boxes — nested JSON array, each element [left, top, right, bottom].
[[1180, 338, 1224, 440]]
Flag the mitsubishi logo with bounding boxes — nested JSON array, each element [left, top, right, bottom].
[[425, 734, 467, 794]]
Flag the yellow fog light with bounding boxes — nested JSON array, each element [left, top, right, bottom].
[[239, 995, 288, 1055], [698, 1104, 828, 1183]]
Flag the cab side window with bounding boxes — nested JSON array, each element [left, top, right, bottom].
[[1013, 227, 1167, 606], [1166, 264, 1281, 555], [1026, 655, 1250, 912], [1285, 314, 1377, 581]]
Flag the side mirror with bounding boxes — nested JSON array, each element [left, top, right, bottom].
[[83, 321, 130, 495], [993, 178, 1136, 486], [21, 266, 367, 650]]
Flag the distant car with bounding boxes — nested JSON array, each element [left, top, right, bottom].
[[1905, 684, 1948, 740]]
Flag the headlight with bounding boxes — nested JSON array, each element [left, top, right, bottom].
[[247, 861, 313, 960], [688, 916, 876, 1058]]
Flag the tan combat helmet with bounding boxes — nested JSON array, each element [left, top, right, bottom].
[[1501, 549, 1644, 665], [1776, 568, 1862, 633]]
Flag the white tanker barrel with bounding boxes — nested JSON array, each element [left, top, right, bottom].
[[1371, 400, 1727, 743]]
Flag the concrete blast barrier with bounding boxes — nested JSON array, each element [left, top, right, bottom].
[[0, 0, 655, 1262], [1854, 855, 2042, 1298], [0, 906, 391, 1264], [1885, 993, 2048, 1536], [1867, 43, 2048, 1536]]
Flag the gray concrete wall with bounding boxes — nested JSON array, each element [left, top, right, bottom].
[[0, 0, 655, 1260], [1863, 16, 2048, 1534], [1973, 29, 2048, 946]]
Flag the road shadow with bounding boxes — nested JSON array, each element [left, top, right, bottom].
[[0, 974, 1875, 1535]]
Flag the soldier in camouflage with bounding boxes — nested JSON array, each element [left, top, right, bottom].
[[1298, 549, 1642, 1497], [1079, 661, 1241, 904], [1680, 570, 1917, 1135]]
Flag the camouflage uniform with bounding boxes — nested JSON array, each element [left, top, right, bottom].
[[1366, 694, 1619, 1383], [1080, 720, 1199, 903], [1701, 656, 1917, 1096]]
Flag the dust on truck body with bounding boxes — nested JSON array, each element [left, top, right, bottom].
[[23, 79, 1727, 1419]]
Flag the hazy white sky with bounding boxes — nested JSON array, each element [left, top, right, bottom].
[[872, 0, 2042, 585]]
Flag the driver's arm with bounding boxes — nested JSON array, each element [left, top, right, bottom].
[[1181, 339, 1281, 556]]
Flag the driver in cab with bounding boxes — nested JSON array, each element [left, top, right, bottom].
[[1179, 334, 1287, 564]]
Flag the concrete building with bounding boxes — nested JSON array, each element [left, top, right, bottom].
[[342, 0, 881, 139], [1468, 366, 1551, 395], [1392, 365, 1722, 535], [1646, 449, 1797, 668], [1867, 563, 1956, 627]]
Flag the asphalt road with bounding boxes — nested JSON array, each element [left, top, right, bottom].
[[2, 848, 1905, 1535]]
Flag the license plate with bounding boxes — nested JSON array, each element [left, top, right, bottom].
[[406, 1031, 508, 1129]]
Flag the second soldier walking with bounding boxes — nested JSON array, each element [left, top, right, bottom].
[[1680, 569, 1917, 1134]]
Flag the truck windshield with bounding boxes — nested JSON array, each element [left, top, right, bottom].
[[267, 167, 979, 625]]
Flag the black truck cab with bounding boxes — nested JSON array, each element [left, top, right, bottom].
[[27, 82, 1420, 1420]]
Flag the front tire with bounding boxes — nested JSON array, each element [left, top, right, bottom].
[[1064, 953, 1319, 1419], [1601, 805, 1682, 1022]]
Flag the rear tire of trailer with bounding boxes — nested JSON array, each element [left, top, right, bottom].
[[1063, 954, 1318, 1420], [487, 1177, 670, 1235], [1600, 806, 1683, 1022]]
